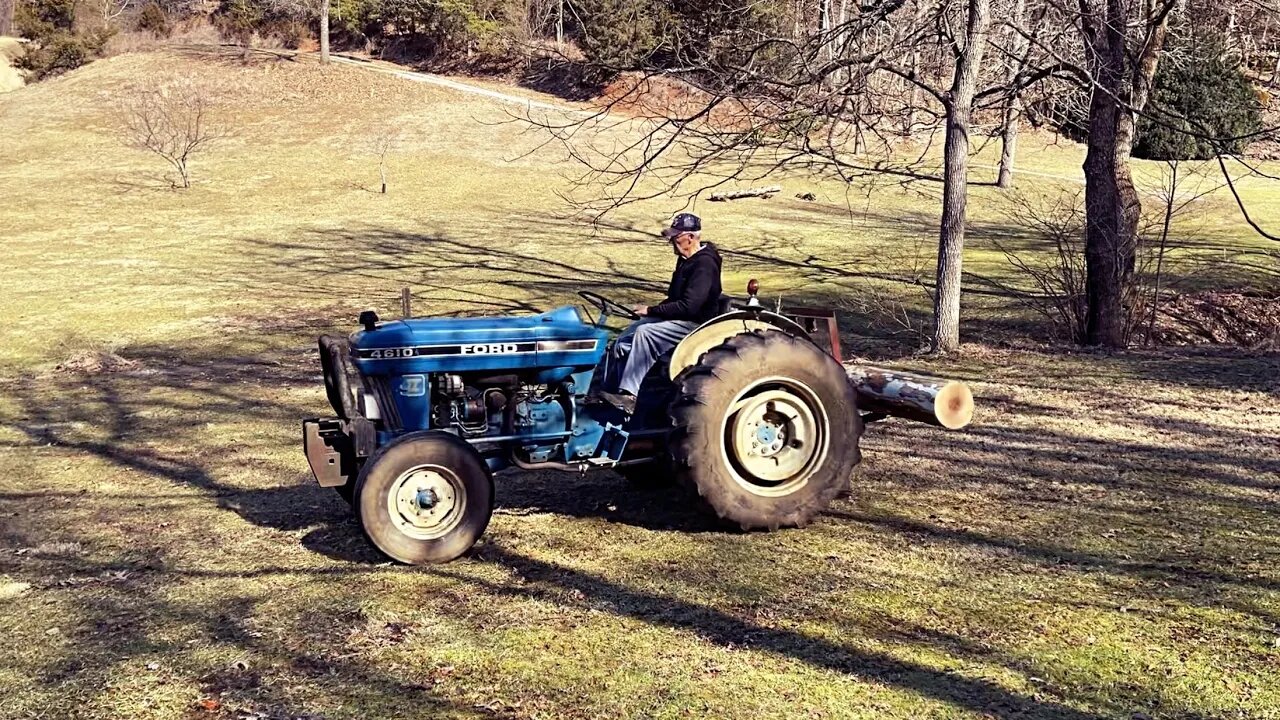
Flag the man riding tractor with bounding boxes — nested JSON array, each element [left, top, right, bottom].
[[304, 210, 972, 565], [598, 212, 722, 415]]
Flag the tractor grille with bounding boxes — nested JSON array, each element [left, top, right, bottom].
[[369, 376, 403, 431]]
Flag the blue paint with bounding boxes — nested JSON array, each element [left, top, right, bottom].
[[337, 304, 640, 466]]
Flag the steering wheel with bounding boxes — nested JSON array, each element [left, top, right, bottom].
[[578, 290, 640, 324]]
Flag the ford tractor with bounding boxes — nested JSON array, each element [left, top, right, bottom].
[[303, 283, 974, 564]]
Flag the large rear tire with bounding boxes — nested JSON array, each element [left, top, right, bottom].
[[669, 330, 861, 530], [355, 432, 493, 564]]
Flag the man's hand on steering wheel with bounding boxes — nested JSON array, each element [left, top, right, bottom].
[[578, 290, 641, 325]]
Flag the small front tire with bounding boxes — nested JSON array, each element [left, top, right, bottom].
[[355, 432, 493, 564]]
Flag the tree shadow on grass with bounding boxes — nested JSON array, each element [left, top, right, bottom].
[[229, 221, 1277, 394], [444, 545, 1129, 720], [2, 222, 1277, 716], [0, 542, 518, 719]]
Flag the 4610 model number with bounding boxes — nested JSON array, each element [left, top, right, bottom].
[[367, 348, 417, 359]]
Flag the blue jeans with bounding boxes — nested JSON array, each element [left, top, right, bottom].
[[606, 318, 699, 395]]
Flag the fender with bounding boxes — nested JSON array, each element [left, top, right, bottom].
[[668, 310, 813, 381]]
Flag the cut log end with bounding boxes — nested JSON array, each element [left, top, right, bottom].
[[844, 363, 976, 430], [934, 381, 975, 430]]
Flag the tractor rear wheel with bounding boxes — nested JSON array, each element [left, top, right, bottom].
[[669, 330, 861, 530], [355, 432, 493, 564]]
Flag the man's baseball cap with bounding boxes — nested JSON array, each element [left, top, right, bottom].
[[661, 212, 701, 238]]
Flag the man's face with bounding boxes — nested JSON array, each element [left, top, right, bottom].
[[670, 232, 698, 258]]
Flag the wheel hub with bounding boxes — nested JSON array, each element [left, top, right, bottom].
[[727, 384, 825, 492], [388, 466, 463, 539]]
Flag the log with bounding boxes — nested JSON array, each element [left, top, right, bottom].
[[843, 364, 975, 430], [708, 185, 782, 201]]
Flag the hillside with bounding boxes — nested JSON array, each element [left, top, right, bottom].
[[0, 48, 1278, 720], [2, 48, 1277, 368]]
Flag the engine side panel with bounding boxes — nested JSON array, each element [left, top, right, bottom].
[[351, 305, 608, 376], [350, 306, 608, 431]]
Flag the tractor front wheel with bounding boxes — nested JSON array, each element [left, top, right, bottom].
[[669, 330, 861, 530], [355, 432, 493, 564]]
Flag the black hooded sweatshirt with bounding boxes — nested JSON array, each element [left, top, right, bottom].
[[646, 243, 723, 323]]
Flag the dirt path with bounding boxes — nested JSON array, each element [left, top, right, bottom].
[[0, 37, 26, 93], [328, 53, 584, 114]]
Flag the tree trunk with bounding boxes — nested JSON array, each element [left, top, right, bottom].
[[997, 0, 1028, 189], [320, 0, 330, 64], [934, 103, 969, 352], [997, 99, 1020, 189], [1081, 0, 1171, 347], [1, 0, 14, 36], [932, 0, 990, 353], [904, 0, 928, 136], [1082, 65, 1138, 347]]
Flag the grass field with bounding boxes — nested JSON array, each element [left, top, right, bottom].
[[1, 48, 1278, 720]]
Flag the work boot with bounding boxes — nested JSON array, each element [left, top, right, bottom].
[[598, 390, 637, 415]]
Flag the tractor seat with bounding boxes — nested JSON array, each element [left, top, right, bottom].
[[716, 295, 742, 314]]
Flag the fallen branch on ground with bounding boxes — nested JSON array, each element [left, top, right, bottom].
[[708, 185, 782, 201]]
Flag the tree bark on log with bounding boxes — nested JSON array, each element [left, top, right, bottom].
[[708, 185, 781, 201], [844, 364, 975, 430]]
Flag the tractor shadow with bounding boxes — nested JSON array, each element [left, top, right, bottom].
[[295, 473, 724, 567], [491, 469, 724, 533]]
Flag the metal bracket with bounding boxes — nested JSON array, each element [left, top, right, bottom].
[[595, 423, 630, 465]]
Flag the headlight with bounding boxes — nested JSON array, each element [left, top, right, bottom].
[[356, 389, 382, 420]]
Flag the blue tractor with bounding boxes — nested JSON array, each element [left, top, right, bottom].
[[304, 284, 864, 564]]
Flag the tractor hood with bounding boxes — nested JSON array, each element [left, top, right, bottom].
[[350, 305, 609, 380]]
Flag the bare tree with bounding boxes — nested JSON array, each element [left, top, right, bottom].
[[1011, 0, 1179, 346], [370, 128, 404, 193], [995, 0, 1029, 187], [119, 78, 223, 189], [526, 0, 1054, 353], [930, 0, 992, 351], [1075, 0, 1176, 347], [997, 0, 1280, 347], [268, 0, 330, 63], [97, 0, 137, 29]]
